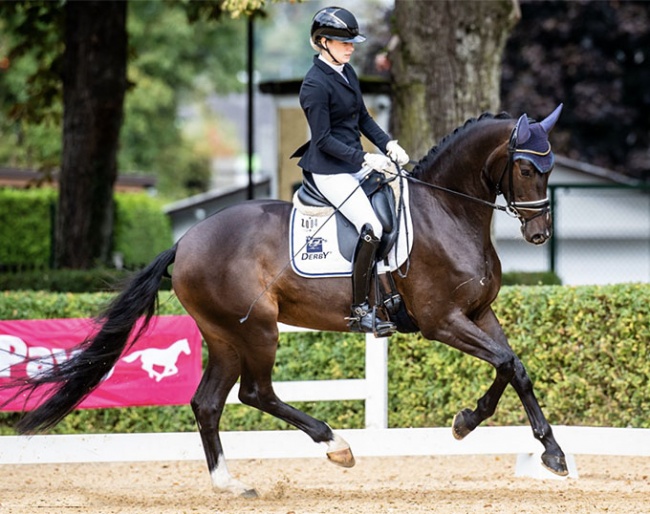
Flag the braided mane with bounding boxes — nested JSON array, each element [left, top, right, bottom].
[[412, 112, 512, 176]]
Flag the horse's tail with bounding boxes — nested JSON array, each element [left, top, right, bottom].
[[14, 244, 178, 434]]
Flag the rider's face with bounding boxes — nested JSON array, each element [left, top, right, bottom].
[[322, 39, 354, 64]]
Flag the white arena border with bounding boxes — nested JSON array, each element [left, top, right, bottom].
[[1, 426, 648, 464], [1, 325, 648, 478]]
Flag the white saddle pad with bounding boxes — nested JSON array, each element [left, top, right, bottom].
[[289, 180, 414, 278]]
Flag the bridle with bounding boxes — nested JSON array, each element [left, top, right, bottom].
[[495, 126, 551, 225], [392, 124, 552, 225]]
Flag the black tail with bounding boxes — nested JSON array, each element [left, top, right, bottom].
[[13, 245, 177, 434]]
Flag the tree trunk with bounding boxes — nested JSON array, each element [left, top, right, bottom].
[[56, 1, 127, 269], [390, 0, 520, 159]]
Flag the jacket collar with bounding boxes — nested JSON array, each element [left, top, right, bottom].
[[312, 54, 354, 90]]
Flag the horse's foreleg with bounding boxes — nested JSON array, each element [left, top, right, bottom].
[[509, 357, 567, 475], [476, 310, 567, 475], [451, 368, 510, 440], [238, 350, 355, 468], [433, 312, 514, 439], [446, 310, 567, 476], [191, 342, 258, 498]]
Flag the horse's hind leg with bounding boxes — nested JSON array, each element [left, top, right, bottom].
[[190, 337, 258, 498], [237, 332, 355, 468]]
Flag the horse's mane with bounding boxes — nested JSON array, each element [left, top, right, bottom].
[[412, 112, 512, 176]]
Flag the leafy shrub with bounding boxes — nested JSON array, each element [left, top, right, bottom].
[[501, 271, 562, 285], [0, 284, 648, 434], [0, 189, 172, 272], [0, 188, 55, 270], [0, 268, 170, 293], [113, 193, 173, 269]]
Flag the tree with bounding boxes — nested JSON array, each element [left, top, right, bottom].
[[0, 0, 262, 270], [119, 2, 247, 198], [389, 0, 520, 158], [57, 1, 127, 269]]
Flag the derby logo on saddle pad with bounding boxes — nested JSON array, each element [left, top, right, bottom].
[[289, 180, 414, 278], [290, 212, 351, 275]]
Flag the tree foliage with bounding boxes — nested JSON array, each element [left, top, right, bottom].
[[501, 0, 650, 181], [119, 1, 248, 197], [0, 2, 63, 171], [0, 0, 257, 198]]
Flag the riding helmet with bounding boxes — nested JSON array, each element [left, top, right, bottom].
[[310, 6, 366, 46]]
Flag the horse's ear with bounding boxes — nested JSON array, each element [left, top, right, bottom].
[[515, 114, 531, 145], [540, 103, 563, 134]]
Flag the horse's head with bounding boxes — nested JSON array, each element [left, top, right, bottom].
[[498, 104, 563, 245]]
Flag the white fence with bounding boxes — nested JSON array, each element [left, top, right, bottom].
[[1, 324, 648, 480]]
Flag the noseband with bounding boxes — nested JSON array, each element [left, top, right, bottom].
[[496, 127, 551, 225]]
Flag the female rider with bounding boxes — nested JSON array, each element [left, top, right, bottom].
[[293, 6, 409, 336]]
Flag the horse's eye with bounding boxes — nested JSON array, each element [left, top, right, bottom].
[[519, 165, 532, 177]]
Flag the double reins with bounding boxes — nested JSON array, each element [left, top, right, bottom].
[[392, 126, 551, 222]]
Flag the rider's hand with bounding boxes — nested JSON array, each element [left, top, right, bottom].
[[363, 152, 392, 172], [386, 140, 410, 166]]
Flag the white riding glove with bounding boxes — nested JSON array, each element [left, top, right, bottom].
[[386, 140, 410, 166], [363, 152, 393, 173]]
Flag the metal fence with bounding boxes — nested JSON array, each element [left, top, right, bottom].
[[496, 184, 650, 285]]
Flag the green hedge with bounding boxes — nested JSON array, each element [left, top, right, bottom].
[[0, 189, 172, 270], [113, 193, 173, 269], [0, 284, 648, 435], [0, 188, 55, 270]]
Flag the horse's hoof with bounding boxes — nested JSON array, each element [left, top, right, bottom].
[[327, 447, 356, 468], [240, 488, 260, 499], [452, 408, 474, 440], [542, 452, 569, 477]]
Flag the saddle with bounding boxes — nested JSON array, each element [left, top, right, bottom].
[[296, 171, 400, 262], [291, 170, 418, 334]]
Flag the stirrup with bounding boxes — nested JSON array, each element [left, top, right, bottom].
[[347, 303, 396, 337]]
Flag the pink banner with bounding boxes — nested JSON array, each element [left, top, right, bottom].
[[0, 316, 202, 411]]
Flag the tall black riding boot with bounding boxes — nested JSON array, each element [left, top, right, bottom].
[[347, 224, 396, 337]]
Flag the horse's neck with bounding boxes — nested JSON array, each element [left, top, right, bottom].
[[411, 123, 511, 233], [425, 124, 510, 193]]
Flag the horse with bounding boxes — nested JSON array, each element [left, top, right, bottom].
[[6, 104, 568, 497], [122, 338, 191, 382]]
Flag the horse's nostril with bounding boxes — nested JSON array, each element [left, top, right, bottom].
[[531, 233, 547, 245]]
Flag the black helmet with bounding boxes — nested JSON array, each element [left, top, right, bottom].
[[311, 6, 366, 45]]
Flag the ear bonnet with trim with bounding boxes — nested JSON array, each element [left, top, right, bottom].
[[513, 104, 563, 173]]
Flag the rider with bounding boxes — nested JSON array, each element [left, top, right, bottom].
[[293, 6, 410, 336]]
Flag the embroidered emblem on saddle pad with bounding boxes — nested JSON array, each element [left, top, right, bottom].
[[289, 178, 414, 278]]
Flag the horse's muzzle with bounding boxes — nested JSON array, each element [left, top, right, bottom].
[[520, 211, 552, 245]]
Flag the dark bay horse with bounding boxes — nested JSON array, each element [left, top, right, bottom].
[[8, 105, 567, 497]]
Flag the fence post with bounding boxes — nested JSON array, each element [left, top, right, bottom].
[[364, 334, 388, 429]]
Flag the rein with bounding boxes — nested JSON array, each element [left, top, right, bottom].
[[395, 169, 511, 214], [396, 126, 551, 222]]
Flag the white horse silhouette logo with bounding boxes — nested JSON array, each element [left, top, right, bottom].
[[122, 338, 191, 382]]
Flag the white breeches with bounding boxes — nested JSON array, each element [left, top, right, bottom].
[[311, 169, 383, 237]]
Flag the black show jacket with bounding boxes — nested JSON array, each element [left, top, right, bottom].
[[295, 56, 390, 175]]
